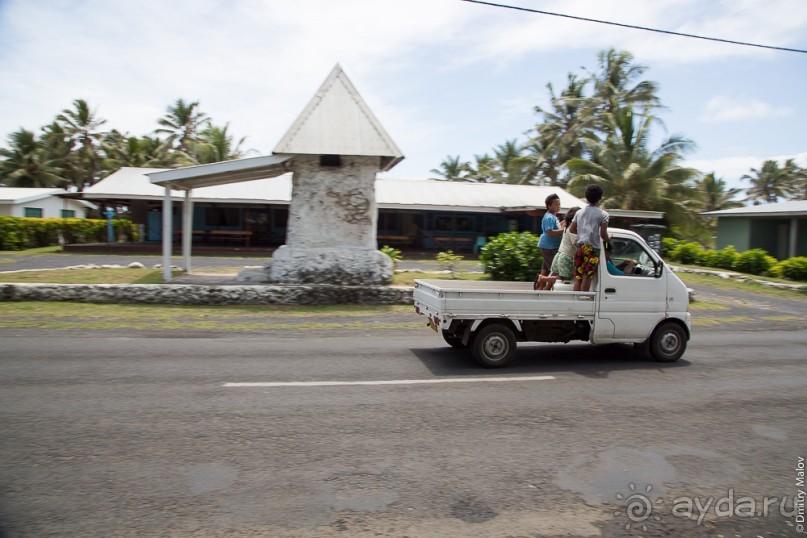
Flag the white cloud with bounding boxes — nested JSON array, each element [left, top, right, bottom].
[[701, 96, 793, 123], [686, 151, 807, 189], [457, 0, 807, 65]]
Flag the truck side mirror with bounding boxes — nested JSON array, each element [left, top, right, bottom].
[[655, 261, 664, 278]]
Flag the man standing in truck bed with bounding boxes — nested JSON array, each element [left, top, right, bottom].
[[569, 185, 610, 292]]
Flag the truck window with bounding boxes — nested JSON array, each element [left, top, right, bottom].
[[609, 237, 658, 277]]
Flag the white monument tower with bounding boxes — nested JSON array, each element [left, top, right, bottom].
[[262, 65, 404, 285]]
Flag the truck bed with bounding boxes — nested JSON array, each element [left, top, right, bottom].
[[413, 279, 596, 321]]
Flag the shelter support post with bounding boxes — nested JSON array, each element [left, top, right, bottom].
[[182, 190, 193, 273], [790, 217, 798, 259], [162, 187, 172, 282]]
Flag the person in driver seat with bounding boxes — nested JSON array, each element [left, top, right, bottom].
[[604, 241, 638, 275]]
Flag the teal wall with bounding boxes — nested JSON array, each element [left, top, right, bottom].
[[749, 219, 787, 259], [716, 218, 750, 251], [716, 216, 807, 259]]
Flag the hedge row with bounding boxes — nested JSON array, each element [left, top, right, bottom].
[[0, 217, 139, 251], [661, 238, 807, 282]]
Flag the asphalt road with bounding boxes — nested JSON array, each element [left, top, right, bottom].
[[1, 321, 805, 537]]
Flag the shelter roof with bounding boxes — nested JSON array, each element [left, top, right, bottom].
[[146, 155, 293, 190], [273, 64, 403, 171], [83, 167, 292, 204], [702, 200, 807, 218]]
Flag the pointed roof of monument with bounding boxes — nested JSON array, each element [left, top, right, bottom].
[[273, 64, 404, 171]]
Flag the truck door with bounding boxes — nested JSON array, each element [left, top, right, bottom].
[[595, 236, 667, 340]]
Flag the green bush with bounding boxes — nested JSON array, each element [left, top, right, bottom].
[[0, 217, 139, 251], [712, 245, 739, 270], [479, 231, 542, 281], [696, 249, 718, 268], [436, 250, 464, 276], [380, 245, 402, 266], [671, 242, 702, 264], [776, 257, 807, 281], [733, 249, 776, 275], [660, 237, 680, 257]]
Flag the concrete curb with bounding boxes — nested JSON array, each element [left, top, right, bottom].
[[0, 283, 414, 306], [669, 265, 807, 291]]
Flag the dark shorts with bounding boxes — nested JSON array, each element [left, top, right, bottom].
[[540, 248, 558, 274], [574, 244, 601, 280]]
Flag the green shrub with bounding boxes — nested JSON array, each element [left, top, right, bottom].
[[712, 245, 739, 270], [478, 231, 542, 281], [777, 257, 807, 281], [696, 249, 718, 268], [733, 249, 775, 275], [0, 217, 139, 250], [769, 263, 784, 279], [660, 237, 680, 257], [380, 245, 402, 266], [671, 242, 702, 264], [436, 250, 464, 277]]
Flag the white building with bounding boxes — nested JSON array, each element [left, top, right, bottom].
[[0, 188, 92, 218]]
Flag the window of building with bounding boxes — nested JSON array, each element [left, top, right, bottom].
[[61, 209, 75, 218], [24, 207, 43, 218], [205, 207, 240, 227]]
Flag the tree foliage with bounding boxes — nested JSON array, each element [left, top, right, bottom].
[[0, 97, 249, 190], [431, 47, 806, 246]]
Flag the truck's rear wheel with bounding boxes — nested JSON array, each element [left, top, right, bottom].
[[471, 323, 517, 368], [441, 329, 467, 349], [650, 321, 687, 362]]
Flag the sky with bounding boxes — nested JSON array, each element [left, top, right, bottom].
[[0, 0, 805, 196]]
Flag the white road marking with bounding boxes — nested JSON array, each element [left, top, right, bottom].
[[224, 376, 555, 388]]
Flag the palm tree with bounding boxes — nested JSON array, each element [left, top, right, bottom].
[[592, 48, 662, 116], [697, 172, 743, 212], [192, 123, 247, 164], [156, 99, 210, 156], [490, 140, 537, 184], [0, 129, 65, 188], [566, 106, 700, 224], [100, 130, 177, 174], [527, 74, 599, 186], [56, 99, 107, 190], [431, 155, 470, 181], [743, 160, 796, 204]]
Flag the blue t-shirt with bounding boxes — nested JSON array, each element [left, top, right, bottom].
[[606, 259, 624, 275], [537, 212, 562, 249]]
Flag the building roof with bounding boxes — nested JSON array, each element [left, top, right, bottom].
[[702, 200, 807, 218], [376, 180, 582, 213], [273, 64, 404, 171], [79, 167, 661, 220], [0, 187, 68, 204]]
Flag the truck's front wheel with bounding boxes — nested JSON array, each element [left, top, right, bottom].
[[650, 321, 687, 362], [471, 323, 517, 368]]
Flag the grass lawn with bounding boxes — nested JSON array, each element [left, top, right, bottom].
[[676, 271, 807, 300], [0, 268, 180, 284], [0, 302, 417, 331]]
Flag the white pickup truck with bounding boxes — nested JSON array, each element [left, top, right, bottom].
[[413, 228, 691, 367]]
